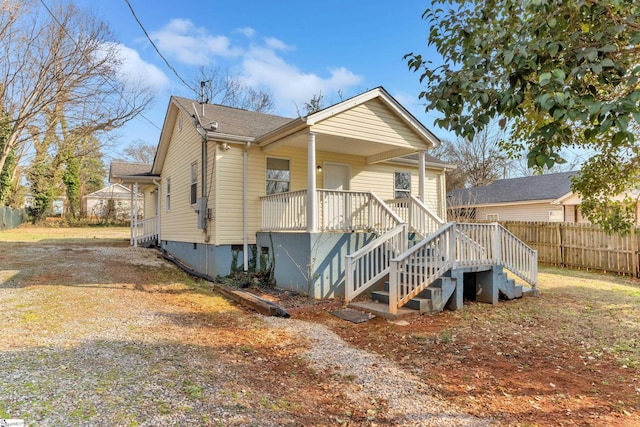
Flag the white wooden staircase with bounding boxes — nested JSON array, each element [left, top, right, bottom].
[[345, 196, 538, 318]]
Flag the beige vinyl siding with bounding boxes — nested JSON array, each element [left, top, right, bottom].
[[159, 112, 203, 243], [143, 187, 156, 218], [215, 145, 446, 245], [311, 99, 426, 150], [476, 202, 563, 222]]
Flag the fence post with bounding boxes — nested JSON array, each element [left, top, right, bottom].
[[632, 227, 638, 278]]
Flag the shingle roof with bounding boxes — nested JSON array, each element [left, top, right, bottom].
[[448, 171, 579, 206], [109, 162, 153, 179], [172, 97, 296, 138]]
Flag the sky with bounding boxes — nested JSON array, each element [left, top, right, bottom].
[[68, 0, 445, 160]]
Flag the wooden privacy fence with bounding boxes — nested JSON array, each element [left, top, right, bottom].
[[0, 207, 24, 230], [502, 221, 640, 276]]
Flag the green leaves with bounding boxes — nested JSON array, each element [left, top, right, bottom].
[[408, 0, 640, 232]]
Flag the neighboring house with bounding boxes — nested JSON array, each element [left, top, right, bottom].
[[447, 171, 640, 224], [23, 193, 66, 216], [82, 183, 144, 220], [110, 87, 537, 316]]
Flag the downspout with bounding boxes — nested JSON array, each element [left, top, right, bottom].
[[243, 141, 251, 271]]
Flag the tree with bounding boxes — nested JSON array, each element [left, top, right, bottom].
[[191, 66, 274, 113], [303, 92, 325, 115], [122, 139, 156, 164], [432, 124, 510, 190], [406, 0, 640, 233], [0, 0, 151, 186], [0, 113, 14, 205]]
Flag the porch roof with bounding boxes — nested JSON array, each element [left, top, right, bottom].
[[109, 161, 157, 185]]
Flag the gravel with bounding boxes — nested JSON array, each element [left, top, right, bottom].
[[0, 238, 493, 426]]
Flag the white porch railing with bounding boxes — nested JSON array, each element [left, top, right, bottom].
[[134, 217, 159, 247], [260, 190, 307, 231], [260, 189, 403, 233], [387, 222, 538, 314], [387, 195, 444, 238], [345, 224, 408, 303]]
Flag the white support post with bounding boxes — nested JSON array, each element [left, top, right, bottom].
[[133, 182, 138, 248], [307, 132, 317, 233], [129, 184, 134, 246], [491, 223, 501, 264], [418, 151, 425, 203]]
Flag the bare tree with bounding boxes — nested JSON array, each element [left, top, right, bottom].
[[122, 139, 156, 164], [433, 123, 510, 190], [303, 92, 325, 115], [190, 66, 274, 113], [0, 0, 152, 180]]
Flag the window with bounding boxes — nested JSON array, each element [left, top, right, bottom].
[[266, 158, 290, 195], [486, 213, 499, 221], [394, 171, 411, 199], [190, 162, 198, 205], [166, 178, 171, 211]]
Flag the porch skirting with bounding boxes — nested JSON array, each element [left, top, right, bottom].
[[257, 231, 377, 299]]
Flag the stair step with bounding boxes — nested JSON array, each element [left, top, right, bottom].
[[372, 290, 433, 313]]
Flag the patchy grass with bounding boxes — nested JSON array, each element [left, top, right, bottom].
[[298, 265, 640, 426], [0, 225, 129, 243]]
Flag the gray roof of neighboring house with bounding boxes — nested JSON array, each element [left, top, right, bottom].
[[109, 162, 154, 179], [172, 96, 296, 138], [448, 171, 579, 206]]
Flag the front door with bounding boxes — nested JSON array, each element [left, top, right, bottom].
[[322, 163, 351, 230]]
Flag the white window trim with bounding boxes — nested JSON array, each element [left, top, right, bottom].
[[265, 156, 291, 195], [486, 213, 499, 221], [166, 178, 171, 212], [190, 162, 198, 206], [394, 171, 411, 199]]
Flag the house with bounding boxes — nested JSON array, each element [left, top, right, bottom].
[[82, 183, 144, 220], [448, 171, 579, 222], [23, 193, 66, 216], [110, 87, 537, 316], [448, 171, 640, 224]]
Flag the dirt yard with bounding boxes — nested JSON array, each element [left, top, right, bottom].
[[1, 226, 639, 426]]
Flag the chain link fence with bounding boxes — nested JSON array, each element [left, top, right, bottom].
[[0, 207, 24, 230]]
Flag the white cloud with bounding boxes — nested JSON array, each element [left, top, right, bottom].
[[145, 19, 363, 115], [150, 19, 241, 65], [234, 27, 256, 38], [240, 46, 362, 115], [102, 43, 170, 92], [263, 37, 292, 51]]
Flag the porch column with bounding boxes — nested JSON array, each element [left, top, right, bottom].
[[307, 132, 317, 233], [133, 182, 138, 248], [418, 151, 426, 203], [129, 184, 134, 246]]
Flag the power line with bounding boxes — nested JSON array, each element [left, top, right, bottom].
[[124, 0, 193, 92], [38, 0, 162, 132]]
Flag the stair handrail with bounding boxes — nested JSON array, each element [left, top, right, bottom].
[[494, 223, 538, 288], [368, 192, 404, 234], [345, 223, 408, 303], [407, 195, 445, 238], [389, 222, 456, 314]]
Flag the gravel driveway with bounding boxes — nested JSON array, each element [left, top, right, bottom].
[[0, 230, 491, 426]]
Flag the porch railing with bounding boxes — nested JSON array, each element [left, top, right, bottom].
[[260, 190, 307, 231], [134, 216, 159, 246], [260, 189, 403, 234], [387, 222, 538, 314], [387, 195, 444, 238], [345, 223, 408, 303]]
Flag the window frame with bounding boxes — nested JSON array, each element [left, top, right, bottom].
[[394, 171, 411, 199], [190, 162, 198, 206], [265, 157, 291, 195], [486, 213, 499, 221], [165, 178, 171, 212]]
